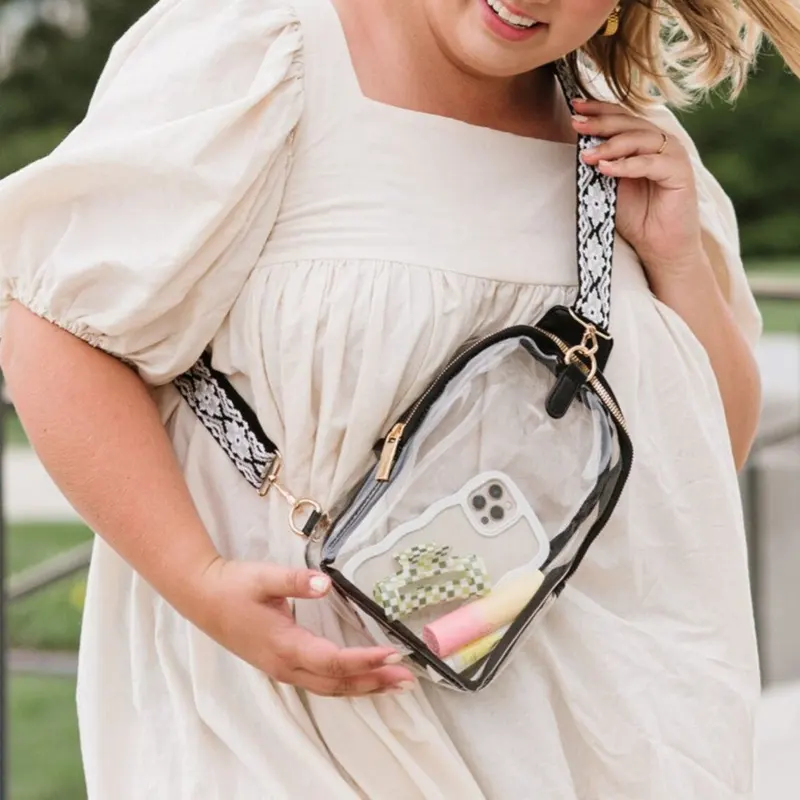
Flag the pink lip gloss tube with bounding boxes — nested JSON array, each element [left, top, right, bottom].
[[422, 570, 544, 658]]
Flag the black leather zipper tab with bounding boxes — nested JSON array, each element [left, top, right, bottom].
[[546, 362, 587, 419]]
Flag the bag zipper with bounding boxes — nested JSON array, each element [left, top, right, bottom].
[[375, 329, 506, 481], [376, 423, 406, 482], [535, 328, 629, 435], [376, 323, 629, 482]]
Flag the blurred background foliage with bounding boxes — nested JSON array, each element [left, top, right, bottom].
[[0, 0, 154, 176], [679, 47, 800, 260], [0, 0, 799, 262]]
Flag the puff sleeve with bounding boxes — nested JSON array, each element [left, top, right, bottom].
[[0, 0, 303, 383]]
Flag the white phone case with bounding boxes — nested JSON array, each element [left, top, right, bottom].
[[341, 471, 550, 641]]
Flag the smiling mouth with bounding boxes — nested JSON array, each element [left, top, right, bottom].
[[483, 0, 541, 30]]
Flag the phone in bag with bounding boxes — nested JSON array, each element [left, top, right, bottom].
[[341, 471, 551, 651]]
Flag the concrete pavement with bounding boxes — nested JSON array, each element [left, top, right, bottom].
[[2, 447, 79, 522], [756, 681, 800, 797]]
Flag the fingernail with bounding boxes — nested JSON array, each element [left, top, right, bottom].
[[384, 681, 416, 695], [598, 159, 615, 169], [309, 575, 330, 594], [382, 653, 404, 665], [572, 114, 589, 123]]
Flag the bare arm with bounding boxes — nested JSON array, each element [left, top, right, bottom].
[[1, 302, 221, 611], [0, 301, 413, 695]]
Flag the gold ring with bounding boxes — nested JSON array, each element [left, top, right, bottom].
[[656, 132, 669, 155]]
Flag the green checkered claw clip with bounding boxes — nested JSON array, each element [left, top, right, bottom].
[[373, 543, 491, 621]]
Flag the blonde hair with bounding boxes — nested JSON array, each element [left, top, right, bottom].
[[571, 0, 800, 108]]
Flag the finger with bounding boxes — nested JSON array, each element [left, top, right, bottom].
[[290, 667, 417, 697], [256, 563, 333, 600], [570, 98, 633, 117], [597, 155, 688, 190], [572, 112, 654, 141], [580, 130, 669, 165], [285, 627, 415, 679]]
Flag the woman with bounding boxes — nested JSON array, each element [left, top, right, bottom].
[[1, 0, 795, 796]]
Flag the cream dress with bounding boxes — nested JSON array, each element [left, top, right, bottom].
[[0, 0, 763, 797]]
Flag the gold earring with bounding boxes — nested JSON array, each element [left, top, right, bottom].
[[602, 6, 621, 37]]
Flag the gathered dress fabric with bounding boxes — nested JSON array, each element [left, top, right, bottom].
[[0, 0, 762, 797]]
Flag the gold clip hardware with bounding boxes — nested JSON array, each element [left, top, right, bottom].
[[579, 326, 600, 356], [563, 325, 599, 383], [259, 454, 328, 539], [563, 342, 598, 383], [564, 310, 612, 383], [568, 309, 612, 341]]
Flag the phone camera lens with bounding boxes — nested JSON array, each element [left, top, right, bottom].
[[472, 495, 487, 510], [488, 484, 503, 499], [490, 505, 505, 521], [481, 516, 489, 525]]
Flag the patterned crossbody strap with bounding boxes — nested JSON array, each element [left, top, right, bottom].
[[554, 60, 619, 333], [173, 352, 280, 489], [173, 352, 326, 536]]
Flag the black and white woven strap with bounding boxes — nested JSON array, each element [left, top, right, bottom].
[[173, 352, 279, 487], [555, 60, 619, 333]]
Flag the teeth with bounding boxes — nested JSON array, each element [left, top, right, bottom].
[[486, 0, 538, 29]]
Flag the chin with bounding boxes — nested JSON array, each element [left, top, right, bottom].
[[431, 0, 556, 79], [455, 42, 548, 79]]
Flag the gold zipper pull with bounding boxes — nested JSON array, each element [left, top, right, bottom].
[[376, 422, 406, 482]]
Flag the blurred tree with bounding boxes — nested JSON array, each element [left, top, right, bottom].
[[0, 2, 798, 259], [0, 0, 155, 175], [677, 47, 800, 261]]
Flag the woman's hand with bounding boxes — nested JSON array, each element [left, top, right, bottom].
[[191, 558, 416, 697], [571, 98, 705, 285], [569, 99, 761, 468]]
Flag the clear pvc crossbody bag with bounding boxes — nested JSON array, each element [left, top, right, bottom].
[[174, 64, 634, 693]]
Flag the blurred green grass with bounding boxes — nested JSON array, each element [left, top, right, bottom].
[[759, 300, 800, 333], [6, 522, 91, 799], [748, 259, 800, 334], [8, 676, 86, 800], [4, 409, 28, 447], [7, 522, 91, 651]]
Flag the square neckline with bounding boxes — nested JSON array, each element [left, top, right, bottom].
[[321, 0, 578, 149]]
